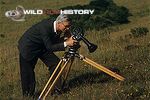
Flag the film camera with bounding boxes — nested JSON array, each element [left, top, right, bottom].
[[38, 26, 125, 100], [68, 26, 98, 53]]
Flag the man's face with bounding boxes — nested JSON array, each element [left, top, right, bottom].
[[57, 21, 71, 32]]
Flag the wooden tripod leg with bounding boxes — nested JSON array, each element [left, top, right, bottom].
[[43, 59, 70, 99], [81, 56, 125, 81], [62, 58, 74, 88], [38, 59, 63, 100]]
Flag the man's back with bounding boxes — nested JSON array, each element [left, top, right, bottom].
[[18, 18, 64, 60]]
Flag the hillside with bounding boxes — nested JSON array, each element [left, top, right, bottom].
[[0, 0, 150, 99]]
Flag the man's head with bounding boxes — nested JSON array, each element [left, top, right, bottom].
[[56, 14, 72, 32]]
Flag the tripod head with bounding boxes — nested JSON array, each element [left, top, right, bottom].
[[69, 26, 97, 53]]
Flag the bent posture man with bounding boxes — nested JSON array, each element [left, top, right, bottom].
[[18, 14, 76, 96]]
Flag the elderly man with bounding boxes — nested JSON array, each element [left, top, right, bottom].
[[18, 14, 76, 96]]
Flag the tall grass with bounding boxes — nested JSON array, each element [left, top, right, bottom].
[[0, 0, 150, 99]]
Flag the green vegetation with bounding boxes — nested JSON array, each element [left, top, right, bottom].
[[0, 0, 150, 100], [50, 0, 130, 30], [130, 27, 149, 37]]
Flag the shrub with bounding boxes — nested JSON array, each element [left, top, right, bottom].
[[130, 27, 149, 37], [0, 34, 5, 38], [49, 0, 130, 30]]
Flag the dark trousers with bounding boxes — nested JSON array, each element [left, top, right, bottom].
[[19, 51, 60, 96]]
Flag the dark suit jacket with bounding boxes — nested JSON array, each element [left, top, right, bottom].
[[18, 18, 65, 60]]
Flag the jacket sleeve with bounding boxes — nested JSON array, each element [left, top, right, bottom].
[[42, 35, 65, 52], [38, 19, 65, 52], [41, 33, 65, 52]]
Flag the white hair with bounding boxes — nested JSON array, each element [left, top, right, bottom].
[[56, 14, 71, 23]]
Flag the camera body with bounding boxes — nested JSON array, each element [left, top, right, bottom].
[[69, 26, 84, 41], [69, 26, 97, 53]]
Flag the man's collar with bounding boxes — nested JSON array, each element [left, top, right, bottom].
[[53, 21, 57, 33]]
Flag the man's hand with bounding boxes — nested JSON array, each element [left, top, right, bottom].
[[65, 36, 78, 47], [64, 30, 72, 40]]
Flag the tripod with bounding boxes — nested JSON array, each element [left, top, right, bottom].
[[38, 46, 125, 100]]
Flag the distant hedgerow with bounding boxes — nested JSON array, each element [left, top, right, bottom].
[[49, 0, 131, 30]]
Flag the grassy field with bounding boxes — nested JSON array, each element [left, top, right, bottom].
[[0, 0, 150, 99]]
